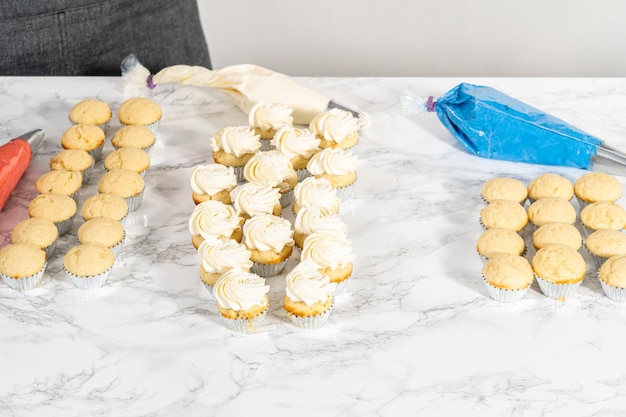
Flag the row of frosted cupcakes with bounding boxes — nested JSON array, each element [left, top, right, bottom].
[[0, 96, 161, 290], [478, 172, 626, 302]]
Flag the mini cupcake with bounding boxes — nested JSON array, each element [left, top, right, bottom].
[[309, 108, 360, 150], [306, 147, 358, 200], [243, 213, 294, 277], [243, 150, 298, 207], [230, 181, 282, 220], [584, 229, 626, 268], [188, 200, 244, 249], [197, 235, 253, 290], [60, 123, 106, 161], [527, 173, 574, 202], [283, 261, 337, 329], [574, 172, 622, 208], [479, 199, 528, 232], [248, 101, 294, 150], [212, 268, 270, 333], [34, 169, 83, 203], [104, 147, 151, 177], [532, 244, 586, 300], [111, 125, 156, 153], [211, 126, 262, 182], [77, 218, 126, 257], [476, 227, 526, 261], [63, 243, 115, 289], [293, 176, 340, 215], [481, 177, 528, 205], [482, 253, 534, 303], [598, 255, 626, 302], [49, 149, 95, 184], [81, 193, 129, 224], [300, 230, 356, 294], [190, 164, 237, 205], [10, 217, 59, 259], [580, 201, 626, 236], [118, 97, 162, 135], [0, 243, 47, 291], [28, 193, 77, 237], [527, 197, 576, 229], [294, 206, 347, 250], [97, 168, 145, 212], [271, 126, 321, 181], [532, 222, 582, 251], [68, 99, 112, 133]]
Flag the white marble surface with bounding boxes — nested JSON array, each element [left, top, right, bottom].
[[2, 76, 626, 416]]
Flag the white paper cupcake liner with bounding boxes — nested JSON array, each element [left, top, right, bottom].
[[233, 166, 246, 183], [287, 302, 334, 329], [43, 240, 57, 260], [295, 168, 311, 182], [251, 258, 289, 277], [599, 280, 626, 302], [535, 275, 583, 300], [483, 278, 530, 303], [583, 245, 607, 270], [144, 119, 161, 136], [279, 190, 294, 207], [258, 139, 273, 152], [109, 233, 126, 258], [336, 182, 355, 201], [87, 143, 104, 161], [220, 308, 268, 333], [1, 262, 47, 291], [332, 277, 350, 295], [81, 163, 95, 185], [69, 189, 81, 205], [55, 214, 76, 237], [202, 281, 215, 297], [124, 189, 145, 212], [65, 267, 113, 290]]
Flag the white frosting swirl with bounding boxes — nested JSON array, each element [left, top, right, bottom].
[[271, 126, 320, 159], [309, 108, 360, 144], [295, 206, 347, 236], [294, 177, 340, 210], [301, 231, 355, 270], [210, 126, 261, 157], [285, 261, 336, 306], [189, 200, 242, 239], [230, 181, 281, 217], [306, 147, 358, 176], [243, 214, 294, 252], [198, 235, 253, 273], [190, 164, 237, 196], [243, 150, 295, 191], [212, 268, 269, 311], [248, 102, 294, 130]]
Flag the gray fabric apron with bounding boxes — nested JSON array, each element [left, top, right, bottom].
[[0, 0, 211, 75]]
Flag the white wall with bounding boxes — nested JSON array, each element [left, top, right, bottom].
[[198, 0, 626, 77]]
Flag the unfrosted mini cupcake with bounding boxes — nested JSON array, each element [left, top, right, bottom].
[[0, 243, 47, 291], [81, 193, 129, 224], [283, 261, 337, 329], [479, 199, 528, 232], [111, 125, 156, 153], [230, 181, 282, 220], [294, 206, 347, 250], [481, 177, 528, 205], [98, 168, 145, 212], [243, 150, 298, 207], [211, 126, 262, 182], [77, 218, 126, 257], [188, 200, 244, 249], [532, 222, 582, 251], [104, 147, 151, 177], [11, 217, 58, 259], [35, 169, 83, 203], [117, 97, 162, 135], [476, 227, 526, 261], [309, 108, 361, 150], [574, 172, 622, 208], [49, 149, 95, 184], [271, 126, 321, 181], [527, 173, 574, 202], [532, 244, 586, 300], [68, 98, 112, 132], [190, 163, 237, 205], [527, 197, 576, 229], [293, 176, 340, 215], [61, 123, 106, 161], [63, 243, 115, 289], [212, 268, 270, 333], [584, 229, 626, 268], [248, 101, 294, 150], [306, 147, 358, 200], [482, 253, 534, 303], [243, 213, 294, 277], [28, 193, 77, 237], [300, 230, 356, 294], [580, 201, 626, 236], [197, 235, 253, 290], [598, 255, 626, 302]]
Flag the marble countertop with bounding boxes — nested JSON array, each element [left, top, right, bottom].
[[2, 75, 626, 416]]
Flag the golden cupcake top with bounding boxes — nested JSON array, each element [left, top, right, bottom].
[[35, 169, 82, 196], [118, 97, 162, 125], [527, 197, 576, 227], [482, 253, 534, 290], [77, 218, 125, 248], [476, 227, 526, 258], [599, 255, 626, 288], [111, 125, 156, 150], [580, 201, 626, 231], [0, 243, 47, 278], [104, 147, 151, 174], [28, 193, 77, 223], [585, 229, 626, 258], [532, 244, 586, 284], [81, 193, 129, 222], [98, 168, 145, 199], [481, 177, 528, 204], [527, 173, 573, 201], [532, 222, 582, 251], [479, 199, 528, 231], [63, 243, 115, 277], [69, 99, 112, 125], [11, 217, 58, 249], [49, 149, 94, 172], [574, 172, 622, 204], [61, 124, 105, 151]]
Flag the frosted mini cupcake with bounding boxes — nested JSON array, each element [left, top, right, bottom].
[[309, 108, 360, 150], [118, 97, 162, 135], [211, 126, 262, 182], [248, 101, 294, 150], [482, 253, 534, 303], [11, 217, 58, 259], [293, 176, 340, 215], [532, 244, 586, 300], [481, 177, 528, 205], [243, 213, 294, 277], [598, 255, 626, 302], [283, 261, 337, 329], [584, 229, 626, 268], [35, 169, 83, 203], [111, 125, 156, 153], [574, 172, 622, 208], [189, 200, 243, 249], [98, 168, 145, 212], [212, 268, 270, 333], [104, 147, 151, 177], [306, 147, 358, 200], [271, 126, 321, 181], [0, 243, 47, 291], [300, 230, 356, 294], [197, 236, 253, 290], [527, 173, 574, 202], [63, 243, 115, 289], [69, 98, 112, 132], [61, 124, 106, 160], [77, 218, 126, 257], [479, 199, 528, 232], [190, 164, 237, 205], [243, 150, 298, 207], [230, 181, 282, 220], [476, 227, 526, 261], [49, 149, 95, 184], [294, 206, 347, 250], [28, 193, 77, 236]]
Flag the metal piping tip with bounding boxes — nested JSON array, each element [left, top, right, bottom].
[[17, 129, 45, 152]]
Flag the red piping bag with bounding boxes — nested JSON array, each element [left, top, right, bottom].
[[0, 129, 45, 211]]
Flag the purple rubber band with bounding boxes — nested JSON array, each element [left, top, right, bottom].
[[146, 74, 156, 89], [426, 96, 436, 112]]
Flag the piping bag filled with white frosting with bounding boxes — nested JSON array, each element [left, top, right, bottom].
[[121, 54, 370, 126]]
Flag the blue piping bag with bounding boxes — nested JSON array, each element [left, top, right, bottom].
[[413, 83, 626, 175]]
